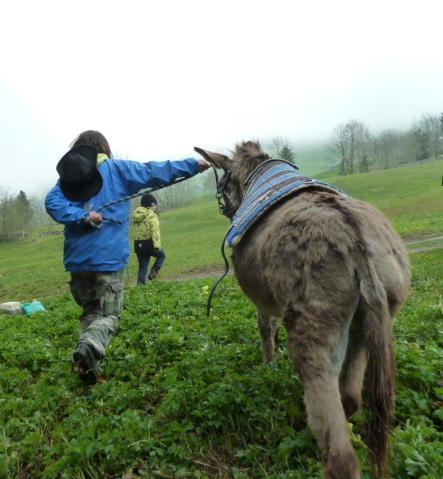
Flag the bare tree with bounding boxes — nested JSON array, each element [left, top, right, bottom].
[[0, 186, 13, 239], [331, 123, 348, 174], [155, 176, 199, 211], [417, 113, 443, 159], [331, 120, 371, 175], [202, 169, 217, 200], [30, 193, 57, 227], [371, 130, 403, 169], [408, 126, 430, 162]]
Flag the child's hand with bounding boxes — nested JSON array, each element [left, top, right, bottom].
[[82, 211, 103, 230], [197, 159, 211, 172], [88, 211, 103, 225]]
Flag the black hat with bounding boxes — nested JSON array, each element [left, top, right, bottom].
[[56, 145, 102, 202], [141, 193, 158, 207]]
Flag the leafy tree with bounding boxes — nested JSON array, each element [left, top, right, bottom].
[[15, 190, 34, 227], [269, 136, 296, 163], [0, 187, 35, 240], [279, 144, 295, 163]]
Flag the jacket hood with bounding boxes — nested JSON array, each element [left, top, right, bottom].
[[132, 206, 150, 223]]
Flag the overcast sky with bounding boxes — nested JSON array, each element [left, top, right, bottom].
[[1, 0, 442, 195]]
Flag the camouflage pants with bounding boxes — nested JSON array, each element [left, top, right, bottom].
[[69, 270, 124, 359]]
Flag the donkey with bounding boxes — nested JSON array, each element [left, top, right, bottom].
[[195, 141, 410, 479]]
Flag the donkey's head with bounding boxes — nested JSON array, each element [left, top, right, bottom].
[[194, 141, 270, 219]]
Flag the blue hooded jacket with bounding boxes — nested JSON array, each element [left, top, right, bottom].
[[45, 157, 199, 272]]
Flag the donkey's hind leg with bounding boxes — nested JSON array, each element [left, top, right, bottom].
[[257, 310, 279, 363], [339, 307, 367, 419], [284, 308, 360, 479]]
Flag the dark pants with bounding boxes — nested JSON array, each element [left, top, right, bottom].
[[134, 240, 165, 284]]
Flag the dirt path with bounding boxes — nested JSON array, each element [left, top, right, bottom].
[[405, 235, 443, 245], [167, 234, 443, 281], [167, 268, 229, 282], [405, 234, 443, 254]]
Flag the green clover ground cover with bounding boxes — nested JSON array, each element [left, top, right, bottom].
[[0, 248, 442, 478]]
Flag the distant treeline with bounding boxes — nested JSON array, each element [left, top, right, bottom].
[[329, 112, 443, 175], [2, 111, 442, 239]]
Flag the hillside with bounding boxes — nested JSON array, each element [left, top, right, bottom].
[[293, 142, 336, 176], [0, 159, 441, 302], [327, 159, 443, 239]]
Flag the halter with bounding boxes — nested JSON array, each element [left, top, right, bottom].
[[212, 166, 231, 215]]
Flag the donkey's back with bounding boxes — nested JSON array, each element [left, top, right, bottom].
[[233, 190, 409, 317]]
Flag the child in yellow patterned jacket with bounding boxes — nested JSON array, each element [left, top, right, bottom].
[[132, 194, 165, 284]]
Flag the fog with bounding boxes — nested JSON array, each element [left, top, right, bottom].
[[1, 0, 442, 194]]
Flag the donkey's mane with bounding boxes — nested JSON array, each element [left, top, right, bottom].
[[233, 141, 270, 162], [231, 141, 270, 188]]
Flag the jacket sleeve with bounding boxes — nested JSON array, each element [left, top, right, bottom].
[[45, 183, 88, 225], [148, 213, 161, 248], [114, 158, 199, 195]]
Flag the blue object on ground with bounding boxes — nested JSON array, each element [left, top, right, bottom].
[[21, 300, 46, 316]]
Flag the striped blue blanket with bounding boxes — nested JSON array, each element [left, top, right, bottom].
[[226, 160, 347, 247]]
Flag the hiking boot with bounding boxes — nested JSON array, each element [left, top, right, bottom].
[[73, 343, 99, 385], [148, 269, 159, 280]]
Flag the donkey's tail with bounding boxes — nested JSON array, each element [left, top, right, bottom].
[[359, 260, 395, 478]]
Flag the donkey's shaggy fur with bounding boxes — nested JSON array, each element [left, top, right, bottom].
[[196, 141, 411, 479]]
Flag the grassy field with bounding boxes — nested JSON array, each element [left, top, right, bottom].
[[0, 158, 442, 478], [0, 248, 441, 478], [1, 159, 441, 303]]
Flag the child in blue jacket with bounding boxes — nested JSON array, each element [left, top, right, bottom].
[[46, 130, 210, 384]]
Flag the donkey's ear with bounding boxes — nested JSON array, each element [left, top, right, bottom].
[[194, 147, 231, 171]]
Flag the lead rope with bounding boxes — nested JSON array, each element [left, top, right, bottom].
[[206, 230, 230, 316], [96, 175, 191, 222], [206, 166, 231, 316]]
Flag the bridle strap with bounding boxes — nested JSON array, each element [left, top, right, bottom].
[[206, 230, 230, 316], [212, 166, 231, 215]]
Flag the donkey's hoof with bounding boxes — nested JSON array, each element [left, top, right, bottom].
[[341, 393, 362, 419], [325, 450, 360, 479]]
